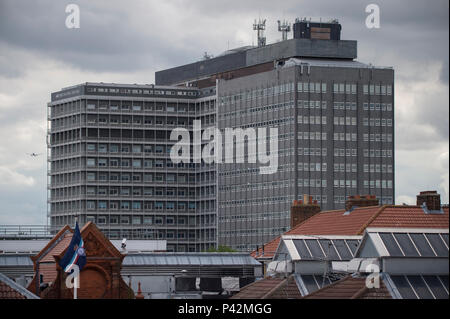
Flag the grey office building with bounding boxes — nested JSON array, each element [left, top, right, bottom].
[[48, 83, 217, 252], [49, 19, 394, 251]]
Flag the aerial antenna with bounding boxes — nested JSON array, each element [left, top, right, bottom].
[[253, 18, 266, 47], [277, 20, 291, 41]]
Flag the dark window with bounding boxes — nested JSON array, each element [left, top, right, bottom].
[[407, 276, 434, 299], [345, 240, 360, 256], [292, 240, 312, 259], [332, 239, 353, 260], [393, 233, 419, 257], [301, 275, 319, 294], [409, 233, 435, 257], [423, 276, 448, 299], [379, 233, 403, 256], [425, 234, 449, 257], [304, 240, 325, 259], [390, 275, 417, 299], [318, 239, 340, 260]]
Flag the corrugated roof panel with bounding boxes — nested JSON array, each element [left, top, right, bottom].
[[122, 253, 260, 266]]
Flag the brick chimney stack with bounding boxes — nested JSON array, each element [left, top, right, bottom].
[[290, 195, 321, 229], [416, 191, 441, 211], [135, 282, 144, 299], [345, 195, 379, 211]]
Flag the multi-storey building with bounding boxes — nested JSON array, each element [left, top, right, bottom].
[[49, 19, 394, 252], [155, 19, 395, 251], [48, 83, 217, 252]]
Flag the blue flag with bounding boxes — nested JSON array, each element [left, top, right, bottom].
[[59, 222, 86, 273]]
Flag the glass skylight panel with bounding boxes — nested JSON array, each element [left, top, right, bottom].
[[407, 276, 434, 299], [425, 234, 449, 257], [439, 275, 449, 292], [332, 239, 353, 260], [379, 233, 404, 256], [390, 275, 418, 299], [423, 276, 448, 299], [304, 240, 325, 259], [318, 239, 340, 260], [345, 240, 360, 255], [393, 233, 420, 257], [292, 239, 313, 259], [314, 275, 332, 288], [409, 233, 436, 257], [301, 275, 320, 293], [441, 234, 449, 248]]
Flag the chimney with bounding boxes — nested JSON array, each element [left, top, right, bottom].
[[135, 282, 144, 299], [345, 195, 379, 211], [290, 195, 321, 228], [416, 191, 441, 211]]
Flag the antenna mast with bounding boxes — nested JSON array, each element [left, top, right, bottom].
[[277, 20, 291, 41], [253, 18, 266, 47]]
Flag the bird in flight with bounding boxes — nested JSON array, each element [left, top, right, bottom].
[[27, 153, 42, 157]]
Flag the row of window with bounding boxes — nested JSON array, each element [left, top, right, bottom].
[[297, 179, 328, 188], [363, 180, 394, 188], [220, 227, 289, 238], [333, 133, 358, 142], [85, 172, 192, 183], [333, 196, 393, 204], [298, 131, 328, 140], [298, 162, 328, 172], [363, 103, 393, 111], [363, 149, 393, 157], [363, 134, 393, 142], [334, 149, 358, 157], [86, 200, 197, 211], [219, 196, 289, 208], [220, 83, 296, 106], [85, 186, 196, 197], [219, 210, 289, 222], [334, 163, 357, 173], [239, 117, 294, 129], [219, 101, 293, 119], [86, 86, 198, 97], [363, 118, 393, 127], [364, 164, 393, 173], [298, 115, 328, 125], [219, 163, 295, 177], [86, 143, 171, 154], [219, 180, 291, 192], [333, 180, 358, 188]]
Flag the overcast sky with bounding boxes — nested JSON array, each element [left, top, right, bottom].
[[0, 0, 448, 225]]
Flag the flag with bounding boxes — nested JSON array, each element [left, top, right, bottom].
[[59, 222, 86, 273]]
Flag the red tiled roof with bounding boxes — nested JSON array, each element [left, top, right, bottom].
[[40, 233, 73, 263], [303, 276, 392, 299], [369, 206, 449, 229], [231, 276, 302, 299], [252, 205, 449, 259], [0, 281, 25, 299], [0, 273, 38, 299]]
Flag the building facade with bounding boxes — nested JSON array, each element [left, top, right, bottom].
[[216, 60, 394, 250], [49, 20, 394, 252], [48, 83, 217, 252]]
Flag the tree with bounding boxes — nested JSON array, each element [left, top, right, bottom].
[[205, 245, 237, 252]]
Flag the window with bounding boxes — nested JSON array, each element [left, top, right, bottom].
[[86, 158, 96, 167], [87, 201, 95, 210], [132, 159, 141, 168]]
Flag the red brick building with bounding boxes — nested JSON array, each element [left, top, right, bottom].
[[27, 222, 134, 299]]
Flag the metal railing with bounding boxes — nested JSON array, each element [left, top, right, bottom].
[[0, 225, 58, 239]]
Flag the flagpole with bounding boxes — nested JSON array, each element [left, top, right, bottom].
[[74, 217, 78, 300]]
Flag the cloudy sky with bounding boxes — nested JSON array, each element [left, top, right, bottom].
[[0, 0, 448, 225]]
